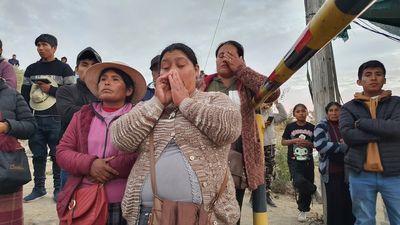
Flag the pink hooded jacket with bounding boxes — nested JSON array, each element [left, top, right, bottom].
[[56, 103, 138, 218]]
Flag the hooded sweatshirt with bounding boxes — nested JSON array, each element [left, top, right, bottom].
[[353, 90, 392, 172]]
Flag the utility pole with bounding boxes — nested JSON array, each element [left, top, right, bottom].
[[304, 0, 340, 224], [305, 0, 339, 120]]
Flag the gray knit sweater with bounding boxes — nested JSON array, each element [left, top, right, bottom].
[[111, 90, 242, 225]]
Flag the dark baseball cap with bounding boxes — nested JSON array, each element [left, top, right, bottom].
[[150, 55, 161, 70], [76, 47, 102, 66]]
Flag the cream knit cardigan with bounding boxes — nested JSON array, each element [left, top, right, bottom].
[[111, 90, 241, 225]]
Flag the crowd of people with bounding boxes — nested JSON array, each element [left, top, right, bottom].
[[0, 34, 399, 225]]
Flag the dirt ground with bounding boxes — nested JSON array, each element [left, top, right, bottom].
[[22, 157, 389, 225]]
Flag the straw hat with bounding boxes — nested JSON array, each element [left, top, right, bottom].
[[29, 77, 58, 111], [85, 62, 146, 103]]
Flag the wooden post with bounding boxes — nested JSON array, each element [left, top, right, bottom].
[[304, 0, 339, 119], [304, 0, 340, 224]]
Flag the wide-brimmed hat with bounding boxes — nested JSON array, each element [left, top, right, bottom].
[[85, 62, 146, 103], [29, 76, 58, 111]]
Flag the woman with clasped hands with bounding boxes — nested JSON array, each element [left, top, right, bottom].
[[56, 62, 146, 225], [111, 43, 241, 225]]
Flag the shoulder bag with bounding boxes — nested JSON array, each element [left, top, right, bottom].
[[60, 182, 108, 225], [0, 117, 31, 195]]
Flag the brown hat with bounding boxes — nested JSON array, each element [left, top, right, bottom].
[[85, 62, 146, 103]]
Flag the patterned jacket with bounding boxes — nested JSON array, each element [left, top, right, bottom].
[[314, 119, 348, 183], [203, 67, 268, 190], [111, 90, 242, 225]]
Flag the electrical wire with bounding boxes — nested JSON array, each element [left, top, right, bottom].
[[353, 19, 400, 43], [203, 0, 226, 71]]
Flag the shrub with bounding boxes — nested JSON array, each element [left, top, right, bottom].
[[271, 141, 292, 194]]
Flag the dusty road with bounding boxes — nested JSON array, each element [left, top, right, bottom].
[[22, 158, 388, 225]]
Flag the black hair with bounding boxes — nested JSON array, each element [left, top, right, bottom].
[[0, 39, 2, 48], [215, 40, 244, 58], [292, 103, 307, 116], [98, 68, 135, 102], [358, 60, 386, 80], [160, 43, 198, 67], [35, 34, 58, 47], [325, 102, 342, 114]]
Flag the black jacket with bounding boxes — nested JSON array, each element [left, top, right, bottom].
[[0, 79, 37, 140], [340, 95, 400, 176], [56, 79, 98, 136]]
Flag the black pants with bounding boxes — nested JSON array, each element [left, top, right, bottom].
[[235, 188, 246, 225], [325, 172, 355, 225], [292, 161, 316, 212]]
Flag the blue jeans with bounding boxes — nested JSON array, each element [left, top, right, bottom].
[[29, 115, 61, 159], [28, 115, 61, 190], [137, 207, 152, 225], [349, 171, 400, 225]]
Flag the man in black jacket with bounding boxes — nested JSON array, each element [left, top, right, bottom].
[[56, 47, 102, 189], [339, 60, 400, 225], [21, 34, 74, 202]]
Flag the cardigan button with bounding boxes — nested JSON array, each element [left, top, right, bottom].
[[202, 182, 208, 187], [212, 221, 218, 225], [170, 132, 175, 137], [189, 156, 195, 161]]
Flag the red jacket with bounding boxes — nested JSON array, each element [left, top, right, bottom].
[[56, 104, 138, 217]]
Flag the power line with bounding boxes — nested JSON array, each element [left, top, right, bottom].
[[353, 19, 400, 43], [204, 0, 226, 71]]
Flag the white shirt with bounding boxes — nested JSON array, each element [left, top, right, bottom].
[[261, 103, 287, 146]]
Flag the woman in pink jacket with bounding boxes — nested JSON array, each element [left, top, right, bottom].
[[56, 62, 147, 225]]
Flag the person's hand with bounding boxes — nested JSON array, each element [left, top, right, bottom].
[[86, 176, 98, 183], [293, 138, 308, 146], [89, 157, 119, 184], [36, 81, 51, 93], [223, 51, 246, 73], [0, 122, 10, 134], [168, 69, 189, 106], [264, 121, 272, 127], [298, 139, 313, 148], [155, 72, 172, 106]]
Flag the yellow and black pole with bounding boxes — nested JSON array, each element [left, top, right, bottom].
[[249, 1, 377, 224], [251, 113, 268, 225], [252, 0, 376, 107]]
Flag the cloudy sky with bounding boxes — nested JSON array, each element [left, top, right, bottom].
[[1, 0, 399, 110]]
